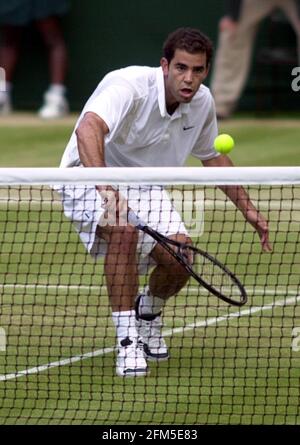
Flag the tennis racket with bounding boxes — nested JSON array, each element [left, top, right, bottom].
[[128, 210, 247, 306]]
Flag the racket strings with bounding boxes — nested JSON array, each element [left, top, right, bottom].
[[192, 251, 240, 296]]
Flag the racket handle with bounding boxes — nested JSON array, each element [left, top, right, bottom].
[[127, 209, 146, 229]]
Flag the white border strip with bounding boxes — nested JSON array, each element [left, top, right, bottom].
[[0, 167, 300, 185], [0, 284, 296, 296], [0, 294, 299, 382]]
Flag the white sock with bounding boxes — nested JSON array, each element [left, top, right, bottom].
[[112, 310, 137, 344], [138, 288, 164, 317], [48, 84, 66, 96]]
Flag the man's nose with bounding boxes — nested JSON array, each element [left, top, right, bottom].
[[184, 70, 193, 83]]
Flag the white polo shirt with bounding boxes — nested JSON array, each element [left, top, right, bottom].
[[60, 65, 219, 168]]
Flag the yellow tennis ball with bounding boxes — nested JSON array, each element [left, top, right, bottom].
[[214, 134, 235, 154]]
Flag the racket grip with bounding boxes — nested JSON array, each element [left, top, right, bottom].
[[128, 209, 146, 229]]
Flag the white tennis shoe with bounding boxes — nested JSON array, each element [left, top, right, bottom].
[[116, 336, 148, 377], [38, 90, 69, 119], [135, 292, 169, 361]]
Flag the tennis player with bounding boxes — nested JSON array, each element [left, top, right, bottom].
[[57, 27, 271, 377]]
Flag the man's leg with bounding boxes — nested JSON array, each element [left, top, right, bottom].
[[0, 25, 22, 114], [97, 224, 147, 376], [211, 0, 275, 118], [100, 225, 139, 312], [135, 234, 191, 361], [148, 234, 191, 299], [36, 16, 68, 85], [36, 16, 69, 118]]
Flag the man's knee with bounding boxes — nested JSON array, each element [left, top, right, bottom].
[[154, 250, 191, 279], [150, 234, 192, 279], [167, 257, 191, 280], [151, 234, 191, 262]]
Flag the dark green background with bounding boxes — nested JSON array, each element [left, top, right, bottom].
[[2, 0, 298, 112]]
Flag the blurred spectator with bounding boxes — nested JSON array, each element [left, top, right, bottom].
[[210, 0, 300, 119], [0, 0, 70, 118]]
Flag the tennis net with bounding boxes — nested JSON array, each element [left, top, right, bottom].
[[0, 166, 299, 425]]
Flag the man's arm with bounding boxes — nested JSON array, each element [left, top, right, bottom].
[[75, 111, 127, 219], [75, 111, 109, 167], [202, 154, 272, 252]]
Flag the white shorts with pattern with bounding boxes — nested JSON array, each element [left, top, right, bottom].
[[55, 185, 188, 274]]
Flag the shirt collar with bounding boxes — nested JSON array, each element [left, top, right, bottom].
[[156, 67, 190, 118]]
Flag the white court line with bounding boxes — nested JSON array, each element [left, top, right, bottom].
[[0, 294, 299, 382], [0, 283, 297, 296]]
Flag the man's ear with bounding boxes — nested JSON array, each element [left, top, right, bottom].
[[205, 63, 211, 78], [160, 57, 169, 76]]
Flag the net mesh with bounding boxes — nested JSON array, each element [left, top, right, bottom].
[[0, 171, 300, 425]]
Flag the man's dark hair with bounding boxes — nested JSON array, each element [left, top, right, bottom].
[[163, 27, 213, 66]]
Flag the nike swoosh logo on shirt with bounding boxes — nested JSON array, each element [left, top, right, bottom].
[[183, 126, 195, 131]]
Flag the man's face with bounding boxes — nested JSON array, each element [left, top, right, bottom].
[[161, 49, 209, 109]]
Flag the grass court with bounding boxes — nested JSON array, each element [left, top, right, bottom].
[[0, 114, 299, 424]]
